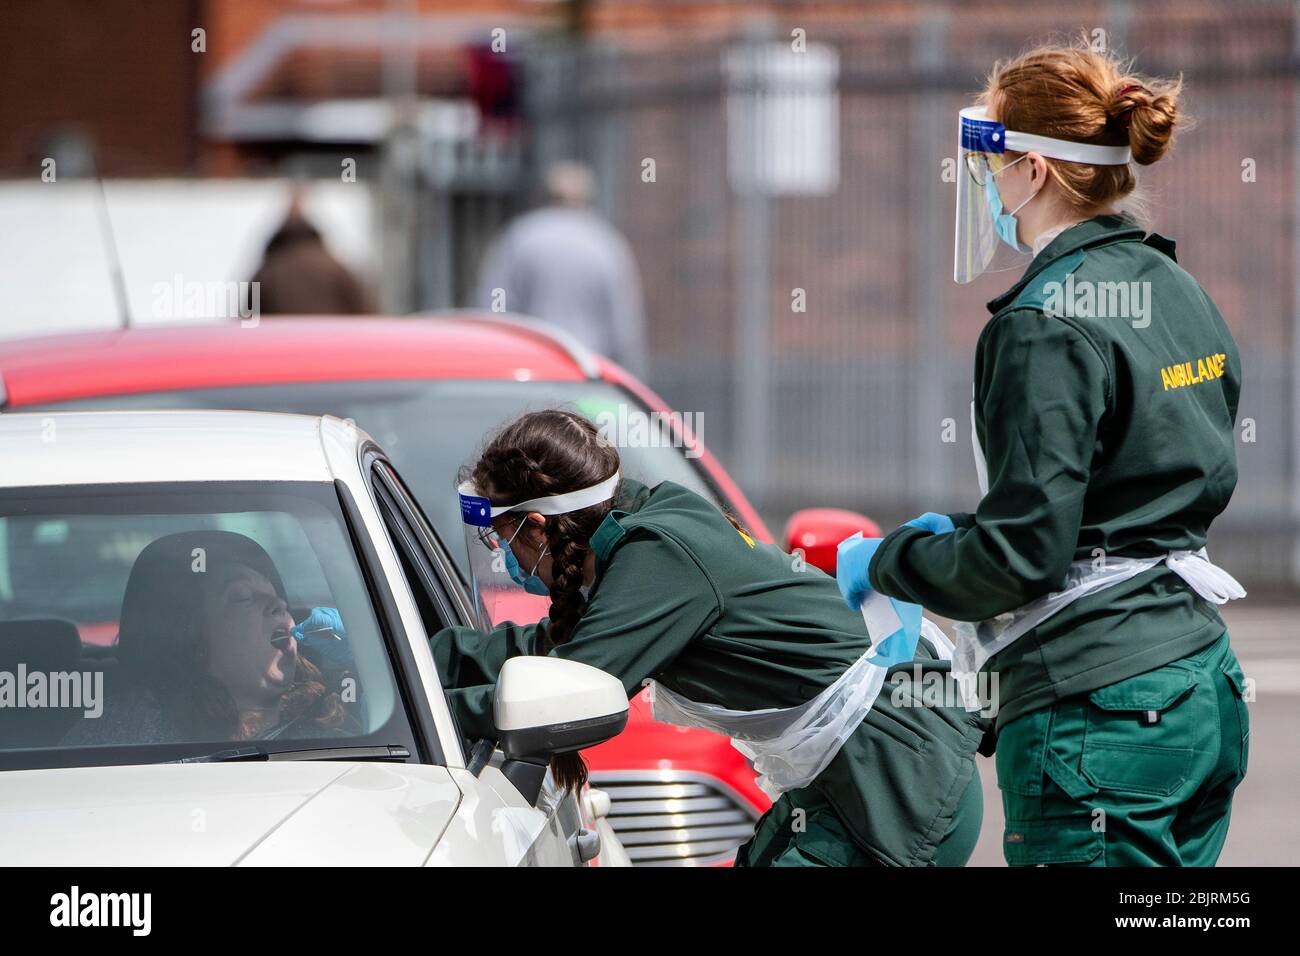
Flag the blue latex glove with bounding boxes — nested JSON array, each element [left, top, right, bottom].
[[836, 532, 883, 611], [292, 606, 346, 640], [838, 534, 925, 664], [863, 595, 924, 667], [904, 512, 956, 535], [291, 607, 353, 675]]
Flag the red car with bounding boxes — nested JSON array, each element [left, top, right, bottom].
[[0, 314, 878, 865]]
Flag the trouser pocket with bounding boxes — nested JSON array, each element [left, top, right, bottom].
[[996, 703, 1104, 866], [995, 703, 1050, 796], [1218, 648, 1251, 781], [738, 788, 874, 867], [1081, 664, 1201, 796], [1003, 817, 1103, 867]]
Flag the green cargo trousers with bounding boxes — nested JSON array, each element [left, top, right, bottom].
[[996, 630, 1250, 866], [734, 768, 984, 867]]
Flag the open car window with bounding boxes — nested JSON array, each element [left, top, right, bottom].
[[370, 463, 458, 637], [0, 482, 420, 771]]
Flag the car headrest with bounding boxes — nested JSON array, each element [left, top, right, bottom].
[[0, 618, 82, 672]]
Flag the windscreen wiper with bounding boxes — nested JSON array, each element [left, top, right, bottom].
[[171, 744, 411, 764]]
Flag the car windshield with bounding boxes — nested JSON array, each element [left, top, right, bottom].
[[31, 379, 724, 580], [0, 482, 416, 770]]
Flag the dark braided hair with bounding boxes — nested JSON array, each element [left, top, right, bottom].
[[464, 409, 621, 791]]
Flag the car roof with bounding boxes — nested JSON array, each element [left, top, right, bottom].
[[0, 315, 596, 407], [0, 410, 355, 488], [0, 315, 776, 542]]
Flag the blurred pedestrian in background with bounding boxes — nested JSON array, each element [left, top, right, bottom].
[[251, 190, 374, 316], [476, 162, 648, 377]]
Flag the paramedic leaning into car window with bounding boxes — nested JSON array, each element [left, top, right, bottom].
[[837, 43, 1250, 866], [432, 408, 989, 867]]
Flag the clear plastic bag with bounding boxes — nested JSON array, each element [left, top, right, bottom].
[[647, 602, 952, 800]]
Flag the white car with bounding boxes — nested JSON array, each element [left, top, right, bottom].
[[0, 410, 630, 866]]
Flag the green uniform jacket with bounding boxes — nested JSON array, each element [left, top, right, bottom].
[[433, 479, 988, 865], [869, 215, 1242, 731]]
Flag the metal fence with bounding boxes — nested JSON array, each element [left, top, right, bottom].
[[519, 1, 1300, 587]]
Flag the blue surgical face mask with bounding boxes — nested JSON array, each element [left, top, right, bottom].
[[501, 521, 550, 595], [984, 155, 1034, 252]]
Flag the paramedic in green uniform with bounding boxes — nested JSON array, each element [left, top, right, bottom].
[[434, 408, 988, 867], [840, 44, 1250, 866]]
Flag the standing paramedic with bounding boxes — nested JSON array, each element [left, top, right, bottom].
[[838, 42, 1250, 866]]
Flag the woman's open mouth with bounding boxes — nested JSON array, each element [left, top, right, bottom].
[[269, 627, 293, 651]]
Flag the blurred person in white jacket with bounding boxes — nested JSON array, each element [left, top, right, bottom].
[[477, 162, 648, 378]]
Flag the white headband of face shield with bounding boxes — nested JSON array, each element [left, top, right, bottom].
[[965, 108, 1133, 166], [1003, 129, 1132, 165], [459, 472, 622, 519]]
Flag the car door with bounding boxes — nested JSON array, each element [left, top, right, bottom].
[[364, 453, 598, 866]]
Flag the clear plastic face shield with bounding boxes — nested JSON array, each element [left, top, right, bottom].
[[954, 106, 1133, 284], [457, 472, 621, 631]]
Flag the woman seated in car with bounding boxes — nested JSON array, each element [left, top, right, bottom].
[[62, 530, 355, 747]]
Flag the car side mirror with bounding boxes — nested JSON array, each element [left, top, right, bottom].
[[494, 657, 629, 805], [783, 508, 882, 576]]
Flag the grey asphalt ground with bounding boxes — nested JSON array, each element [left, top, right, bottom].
[[965, 603, 1300, 866]]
